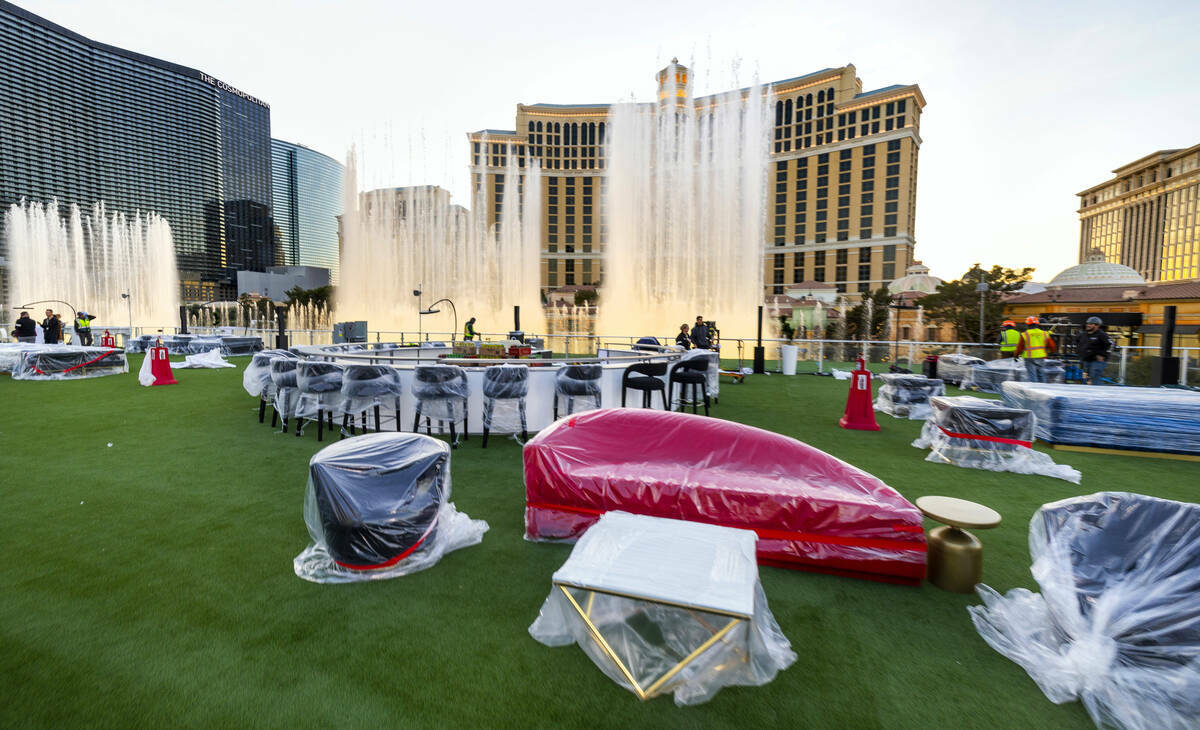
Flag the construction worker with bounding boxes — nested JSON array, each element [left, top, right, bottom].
[[1013, 315, 1057, 383], [75, 310, 95, 346], [999, 320, 1020, 358], [462, 317, 477, 341]]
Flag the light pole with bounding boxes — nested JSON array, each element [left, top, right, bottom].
[[420, 298, 458, 344], [976, 277, 988, 345], [121, 289, 133, 334], [413, 288, 422, 342]]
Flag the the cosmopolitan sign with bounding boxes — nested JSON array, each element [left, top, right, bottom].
[[198, 73, 270, 109]]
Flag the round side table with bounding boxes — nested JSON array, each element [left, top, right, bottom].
[[916, 496, 1002, 593]]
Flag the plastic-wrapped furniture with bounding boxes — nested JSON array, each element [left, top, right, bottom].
[[668, 358, 710, 416], [412, 364, 470, 447], [1002, 382, 1200, 456], [269, 358, 301, 433], [912, 396, 1080, 483], [295, 361, 345, 441], [342, 364, 404, 436], [11, 346, 128, 380], [935, 353, 985, 385], [621, 362, 668, 409], [525, 408, 927, 584], [969, 492, 1200, 730], [874, 374, 945, 419], [553, 364, 602, 420], [529, 511, 796, 706], [962, 358, 1027, 393], [481, 364, 529, 448], [244, 350, 295, 423], [681, 348, 720, 401], [293, 432, 488, 583]]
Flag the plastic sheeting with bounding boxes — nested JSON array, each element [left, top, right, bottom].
[[270, 358, 301, 423], [293, 432, 488, 582], [935, 353, 985, 385], [128, 333, 262, 355], [529, 511, 796, 705], [172, 349, 235, 369], [294, 361, 346, 422], [341, 364, 403, 423], [962, 358, 1065, 393], [482, 364, 530, 436], [1002, 382, 1200, 456], [874, 374, 945, 420], [554, 365, 602, 416], [242, 350, 296, 397], [524, 408, 927, 583], [681, 349, 720, 399], [969, 492, 1200, 730], [12, 346, 128, 380], [412, 364, 470, 427], [913, 396, 1081, 483]]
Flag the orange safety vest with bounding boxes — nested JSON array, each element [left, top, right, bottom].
[[1024, 328, 1048, 359]]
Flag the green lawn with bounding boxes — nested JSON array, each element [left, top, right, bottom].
[[2, 357, 1195, 728]]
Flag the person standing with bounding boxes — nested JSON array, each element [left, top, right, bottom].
[[41, 309, 62, 345], [13, 311, 37, 343], [1014, 316, 1057, 382], [999, 320, 1021, 358], [1076, 316, 1112, 385], [690, 316, 711, 349], [675, 324, 692, 349], [462, 317, 477, 341], [75, 310, 95, 346]]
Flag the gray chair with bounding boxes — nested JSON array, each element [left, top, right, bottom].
[[553, 364, 602, 420], [412, 364, 470, 447], [482, 365, 529, 447], [296, 361, 344, 441]]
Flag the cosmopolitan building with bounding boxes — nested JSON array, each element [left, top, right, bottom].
[[0, 0, 275, 302], [1076, 143, 1200, 283], [468, 61, 925, 298], [270, 139, 344, 283]]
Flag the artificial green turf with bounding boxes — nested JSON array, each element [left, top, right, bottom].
[[2, 357, 1196, 728]]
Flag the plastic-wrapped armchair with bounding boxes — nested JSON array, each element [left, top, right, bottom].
[[412, 364, 470, 447], [621, 361, 668, 409], [669, 358, 710, 416], [481, 364, 529, 447], [269, 358, 301, 433], [296, 361, 345, 441], [553, 364, 602, 420], [342, 364, 403, 436]]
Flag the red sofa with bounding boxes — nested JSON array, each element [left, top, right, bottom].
[[524, 409, 926, 584]]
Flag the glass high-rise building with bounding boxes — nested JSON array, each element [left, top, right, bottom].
[[270, 139, 344, 284], [0, 0, 275, 301]]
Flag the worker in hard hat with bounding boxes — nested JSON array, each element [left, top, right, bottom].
[[1075, 316, 1112, 385], [999, 319, 1020, 358], [1013, 315, 1057, 382]]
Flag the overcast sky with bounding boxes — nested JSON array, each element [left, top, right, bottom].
[[20, 0, 1200, 282]]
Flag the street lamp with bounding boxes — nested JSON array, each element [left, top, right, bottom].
[[120, 289, 133, 334], [413, 288, 422, 342], [891, 292, 906, 364], [976, 278, 989, 345], [420, 298, 458, 344]]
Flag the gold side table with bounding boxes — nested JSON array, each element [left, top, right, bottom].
[[916, 496, 1002, 593]]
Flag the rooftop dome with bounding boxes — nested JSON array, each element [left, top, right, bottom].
[[888, 261, 942, 295], [1048, 249, 1146, 289]]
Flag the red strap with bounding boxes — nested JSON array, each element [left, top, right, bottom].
[[32, 350, 119, 376], [937, 425, 1032, 448], [526, 501, 926, 552], [333, 517, 438, 571]]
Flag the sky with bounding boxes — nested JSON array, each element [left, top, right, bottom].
[[19, 0, 1200, 282]]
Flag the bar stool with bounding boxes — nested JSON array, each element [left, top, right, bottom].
[[342, 364, 403, 436], [412, 364, 470, 447], [296, 361, 345, 441], [621, 361, 668, 409], [482, 364, 529, 447], [245, 352, 279, 423], [269, 358, 301, 433], [682, 349, 720, 404], [553, 364, 602, 420], [669, 359, 710, 416]]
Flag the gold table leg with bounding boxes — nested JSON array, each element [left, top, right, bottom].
[[926, 525, 983, 593]]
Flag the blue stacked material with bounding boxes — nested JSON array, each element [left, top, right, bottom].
[[1001, 382, 1200, 455]]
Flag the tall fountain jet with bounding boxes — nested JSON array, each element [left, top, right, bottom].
[[600, 59, 769, 339], [6, 199, 179, 327], [336, 147, 544, 337]]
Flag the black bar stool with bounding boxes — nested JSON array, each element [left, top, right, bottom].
[[482, 364, 529, 447], [669, 359, 710, 416], [412, 364, 470, 448], [553, 364, 602, 420], [296, 361, 344, 441], [342, 364, 403, 437], [269, 358, 300, 432], [621, 361, 668, 409]]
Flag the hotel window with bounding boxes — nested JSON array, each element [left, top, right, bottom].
[[882, 263, 895, 280], [815, 268, 825, 281], [815, 251, 826, 266], [859, 264, 871, 281], [836, 249, 848, 265], [836, 265, 847, 282], [888, 139, 900, 151]]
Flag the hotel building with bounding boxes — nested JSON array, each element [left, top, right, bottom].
[[1077, 144, 1200, 283], [468, 61, 925, 299]]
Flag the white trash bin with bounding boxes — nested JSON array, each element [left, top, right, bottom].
[[781, 344, 799, 375]]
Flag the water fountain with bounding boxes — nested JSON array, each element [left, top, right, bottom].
[[336, 148, 544, 337], [6, 199, 179, 327], [835, 296, 849, 362], [599, 62, 769, 340]]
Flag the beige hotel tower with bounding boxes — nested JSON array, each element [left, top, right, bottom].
[[468, 61, 926, 299]]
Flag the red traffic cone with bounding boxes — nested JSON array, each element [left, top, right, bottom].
[[839, 356, 879, 431], [100, 330, 117, 348], [149, 344, 177, 386]]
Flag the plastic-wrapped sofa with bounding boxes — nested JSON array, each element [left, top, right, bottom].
[[524, 408, 927, 584], [970, 492, 1200, 730], [294, 432, 487, 582], [874, 373, 945, 419], [12, 346, 128, 380]]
